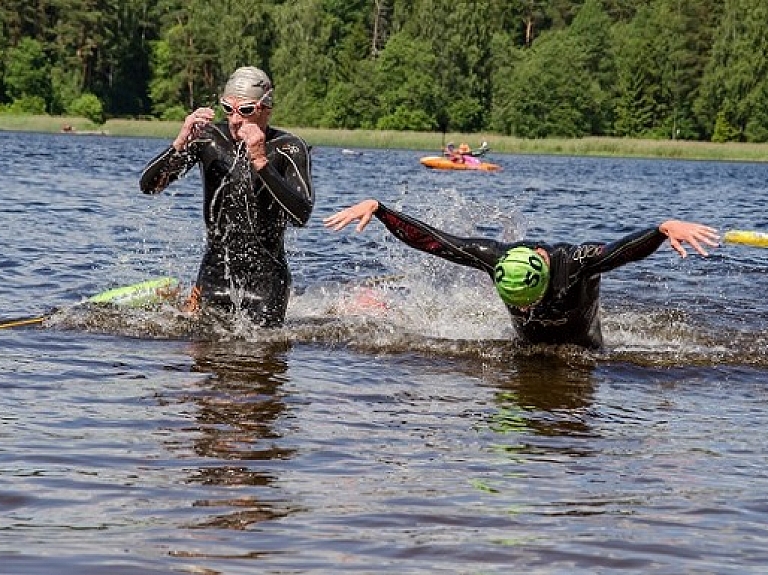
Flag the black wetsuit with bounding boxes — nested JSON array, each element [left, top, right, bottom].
[[140, 123, 314, 326], [374, 203, 667, 349]]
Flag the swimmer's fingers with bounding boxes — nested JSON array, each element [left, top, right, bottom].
[[323, 208, 368, 232], [660, 221, 720, 258], [668, 237, 688, 258], [322, 209, 355, 231], [183, 108, 214, 133], [174, 107, 214, 150], [687, 226, 721, 257], [323, 200, 379, 232]]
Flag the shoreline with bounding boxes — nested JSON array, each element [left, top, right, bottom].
[[1, 114, 767, 163]]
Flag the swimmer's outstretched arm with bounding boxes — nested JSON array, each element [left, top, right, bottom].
[[324, 199, 505, 272], [581, 220, 720, 277], [324, 199, 379, 232], [325, 202, 720, 259]]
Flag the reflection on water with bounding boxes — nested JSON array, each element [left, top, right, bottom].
[[488, 354, 598, 438], [178, 341, 299, 530]]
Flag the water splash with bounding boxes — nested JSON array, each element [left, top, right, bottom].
[[35, 186, 768, 368]]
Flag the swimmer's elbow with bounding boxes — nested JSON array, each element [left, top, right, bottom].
[[289, 208, 312, 227], [140, 183, 158, 194], [139, 177, 167, 195], [290, 195, 314, 226]]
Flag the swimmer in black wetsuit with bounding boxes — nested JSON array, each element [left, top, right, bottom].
[[324, 199, 720, 349], [140, 66, 314, 327]]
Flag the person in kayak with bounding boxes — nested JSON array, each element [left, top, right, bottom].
[[324, 199, 719, 349], [443, 142, 463, 163], [140, 66, 314, 327], [443, 142, 487, 164]]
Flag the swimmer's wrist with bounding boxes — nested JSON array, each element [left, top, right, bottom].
[[658, 221, 676, 236]]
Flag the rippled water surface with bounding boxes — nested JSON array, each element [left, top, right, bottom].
[[2, 130, 768, 574]]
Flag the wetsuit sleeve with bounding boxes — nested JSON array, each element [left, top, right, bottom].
[[257, 135, 314, 226], [374, 203, 509, 272], [139, 146, 198, 194], [579, 227, 667, 275]]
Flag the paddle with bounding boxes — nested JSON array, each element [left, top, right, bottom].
[[722, 230, 768, 248], [0, 277, 180, 330]]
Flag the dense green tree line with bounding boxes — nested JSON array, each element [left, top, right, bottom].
[[0, 0, 765, 141]]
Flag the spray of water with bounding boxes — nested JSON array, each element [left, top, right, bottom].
[[47, 186, 768, 367]]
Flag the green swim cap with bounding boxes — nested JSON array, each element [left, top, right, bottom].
[[494, 247, 549, 307]]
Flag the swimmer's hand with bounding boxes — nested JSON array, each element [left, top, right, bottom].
[[658, 220, 720, 257], [237, 123, 268, 170], [173, 107, 215, 151], [324, 199, 380, 232]]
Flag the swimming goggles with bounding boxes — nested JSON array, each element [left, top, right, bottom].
[[220, 100, 260, 117]]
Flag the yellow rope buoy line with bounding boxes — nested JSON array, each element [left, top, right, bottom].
[[723, 230, 768, 248], [0, 316, 48, 330]]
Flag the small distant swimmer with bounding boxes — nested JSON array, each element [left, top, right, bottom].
[[324, 199, 719, 349]]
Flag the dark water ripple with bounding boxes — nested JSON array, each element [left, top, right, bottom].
[[2, 131, 768, 573]]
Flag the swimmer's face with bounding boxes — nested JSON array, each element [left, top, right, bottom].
[[220, 97, 271, 138]]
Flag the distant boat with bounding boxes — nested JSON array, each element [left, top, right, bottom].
[[419, 156, 501, 172], [342, 148, 362, 156]]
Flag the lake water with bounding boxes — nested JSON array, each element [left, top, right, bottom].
[[1, 130, 768, 574]]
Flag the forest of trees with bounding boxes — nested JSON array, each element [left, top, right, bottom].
[[1, 0, 767, 142]]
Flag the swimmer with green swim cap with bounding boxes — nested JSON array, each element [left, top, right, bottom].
[[325, 199, 720, 349], [494, 247, 550, 308]]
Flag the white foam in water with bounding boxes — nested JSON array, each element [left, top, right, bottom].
[[286, 188, 525, 346], [602, 308, 732, 357], [386, 270, 512, 340]]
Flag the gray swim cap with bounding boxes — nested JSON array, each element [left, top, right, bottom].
[[222, 67, 273, 107]]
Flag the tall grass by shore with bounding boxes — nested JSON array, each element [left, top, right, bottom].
[[2, 113, 767, 162]]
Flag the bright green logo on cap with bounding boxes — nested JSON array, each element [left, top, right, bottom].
[[494, 247, 549, 307]]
